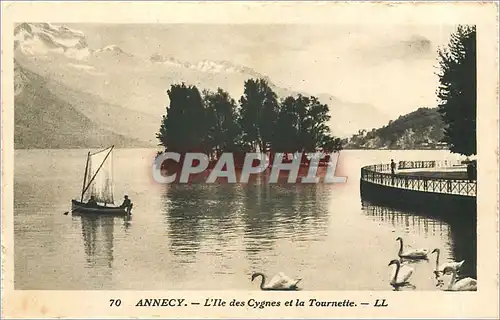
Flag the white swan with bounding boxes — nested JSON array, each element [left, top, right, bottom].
[[396, 237, 429, 260], [442, 266, 477, 291], [251, 272, 302, 291], [431, 248, 465, 275], [388, 259, 414, 287]]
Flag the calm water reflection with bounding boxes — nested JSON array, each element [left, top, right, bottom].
[[80, 215, 115, 268], [362, 200, 477, 281], [14, 149, 475, 290]]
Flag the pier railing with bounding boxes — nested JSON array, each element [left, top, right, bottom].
[[361, 160, 476, 197]]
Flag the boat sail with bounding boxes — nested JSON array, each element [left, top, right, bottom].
[[83, 146, 115, 204], [71, 146, 131, 216]]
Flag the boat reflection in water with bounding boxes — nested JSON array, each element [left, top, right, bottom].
[[78, 214, 115, 269], [72, 211, 133, 288], [361, 200, 477, 280]]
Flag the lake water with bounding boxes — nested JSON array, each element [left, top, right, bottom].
[[14, 149, 476, 290]]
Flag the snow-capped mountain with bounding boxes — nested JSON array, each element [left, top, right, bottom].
[[94, 44, 125, 54], [14, 22, 389, 149], [15, 23, 90, 60], [149, 54, 267, 79]]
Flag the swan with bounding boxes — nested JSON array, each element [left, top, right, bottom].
[[388, 259, 414, 287], [251, 272, 302, 291], [396, 237, 429, 260], [431, 248, 464, 275], [442, 266, 477, 291]]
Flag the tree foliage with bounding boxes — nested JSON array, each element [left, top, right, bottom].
[[272, 95, 340, 153], [157, 78, 344, 158], [239, 79, 279, 153], [204, 88, 242, 157], [437, 25, 476, 156], [156, 83, 209, 153]]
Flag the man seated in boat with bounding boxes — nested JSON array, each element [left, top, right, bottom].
[[87, 196, 98, 208], [120, 195, 133, 213]]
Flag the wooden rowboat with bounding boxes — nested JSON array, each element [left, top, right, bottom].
[[71, 199, 130, 216], [71, 145, 132, 216]]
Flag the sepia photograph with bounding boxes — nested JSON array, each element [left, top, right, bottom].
[[2, 1, 499, 319], [12, 21, 479, 291]]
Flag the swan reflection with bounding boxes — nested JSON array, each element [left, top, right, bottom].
[[362, 201, 476, 281]]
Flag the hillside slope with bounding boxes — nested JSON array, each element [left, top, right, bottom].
[[345, 107, 447, 149], [14, 61, 147, 149]]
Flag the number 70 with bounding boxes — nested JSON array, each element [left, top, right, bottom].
[[110, 299, 122, 307]]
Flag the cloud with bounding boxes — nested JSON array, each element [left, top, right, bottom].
[[344, 33, 434, 67]]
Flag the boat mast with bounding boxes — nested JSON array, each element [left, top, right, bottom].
[[81, 146, 115, 197], [80, 151, 91, 202]]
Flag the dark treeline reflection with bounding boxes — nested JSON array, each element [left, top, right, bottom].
[[161, 178, 331, 263], [361, 200, 477, 279], [242, 182, 330, 264], [447, 213, 477, 279], [162, 185, 213, 260]]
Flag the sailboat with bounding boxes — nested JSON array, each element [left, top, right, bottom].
[[71, 146, 131, 216]]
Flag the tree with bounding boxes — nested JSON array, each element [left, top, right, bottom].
[[239, 78, 279, 152], [156, 83, 209, 153], [157, 79, 343, 160], [302, 96, 333, 152], [204, 88, 242, 158], [320, 136, 343, 153], [437, 25, 476, 156], [272, 96, 300, 152], [272, 94, 343, 153]]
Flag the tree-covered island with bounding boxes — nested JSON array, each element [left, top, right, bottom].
[[156, 78, 343, 168]]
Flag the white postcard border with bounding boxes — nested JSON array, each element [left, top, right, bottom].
[[1, 1, 499, 318]]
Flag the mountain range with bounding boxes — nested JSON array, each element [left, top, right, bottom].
[[14, 23, 392, 149]]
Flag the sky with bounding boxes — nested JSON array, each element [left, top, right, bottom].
[[71, 23, 457, 119]]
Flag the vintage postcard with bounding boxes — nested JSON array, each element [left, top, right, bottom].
[[1, 1, 499, 319]]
